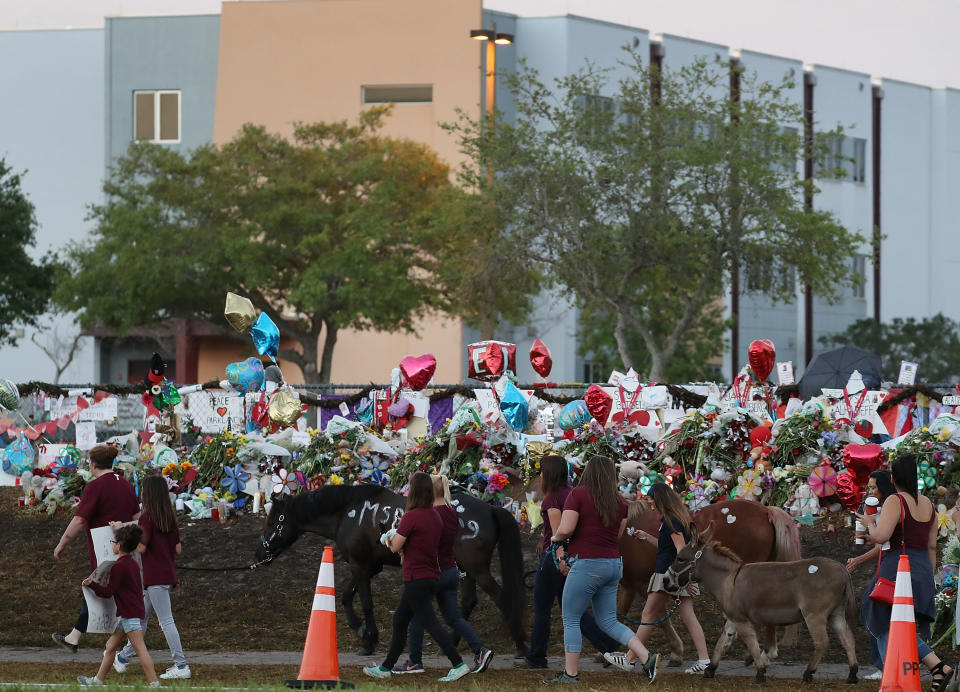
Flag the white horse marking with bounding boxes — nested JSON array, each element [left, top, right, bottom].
[[808, 565, 819, 574], [726, 514, 737, 523]]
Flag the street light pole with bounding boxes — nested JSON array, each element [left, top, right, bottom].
[[470, 22, 513, 123]]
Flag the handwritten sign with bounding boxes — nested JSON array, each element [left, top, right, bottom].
[[45, 396, 118, 422], [82, 583, 120, 634], [898, 361, 918, 386], [942, 396, 960, 406], [776, 361, 795, 386], [187, 392, 244, 433], [75, 422, 97, 450], [90, 523, 136, 567]]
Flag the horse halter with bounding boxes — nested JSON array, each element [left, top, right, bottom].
[[259, 512, 287, 564], [667, 547, 703, 591]]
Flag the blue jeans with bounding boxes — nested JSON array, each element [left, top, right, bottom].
[[408, 567, 481, 663], [561, 558, 635, 653], [878, 631, 933, 662], [525, 552, 618, 666]]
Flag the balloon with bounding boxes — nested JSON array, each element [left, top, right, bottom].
[[1, 433, 34, 476], [835, 471, 863, 511], [467, 341, 517, 382], [749, 425, 771, 448], [264, 365, 284, 384], [529, 339, 553, 378], [558, 400, 589, 430], [224, 292, 256, 333], [584, 384, 613, 426], [388, 398, 413, 418], [226, 357, 265, 394], [854, 419, 873, 438], [0, 379, 19, 411], [268, 389, 302, 428], [500, 382, 529, 431], [748, 339, 776, 382], [842, 443, 882, 485], [251, 313, 280, 360], [399, 354, 437, 391]]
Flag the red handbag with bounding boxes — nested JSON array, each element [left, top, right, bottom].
[[869, 495, 906, 605]]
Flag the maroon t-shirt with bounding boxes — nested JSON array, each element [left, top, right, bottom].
[[139, 514, 180, 587], [91, 553, 145, 620], [435, 505, 458, 571], [396, 507, 442, 581], [75, 471, 140, 570], [541, 487, 572, 552], [563, 486, 628, 559]]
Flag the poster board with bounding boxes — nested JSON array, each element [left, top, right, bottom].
[[187, 391, 245, 433], [45, 396, 118, 422]]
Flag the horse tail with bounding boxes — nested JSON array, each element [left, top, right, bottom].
[[843, 568, 858, 624], [767, 505, 802, 562], [492, 505, 527, 648]]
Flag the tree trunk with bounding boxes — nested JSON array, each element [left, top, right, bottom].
[[648, 350, 667, 383], [614, 312, 632, 371], [317, 321, 338, 384]]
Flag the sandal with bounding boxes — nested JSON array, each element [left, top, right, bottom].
[[930, 661, 954, 692]]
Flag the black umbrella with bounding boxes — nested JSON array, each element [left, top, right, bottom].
[[798, 345, 883, 399]]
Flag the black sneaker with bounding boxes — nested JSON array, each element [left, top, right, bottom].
[[641, 653, 660, 684], [52, 633, 78, 654], [543, 671, 579, 684], [391, 659, 424, 674], [472, 648, 494, 673]]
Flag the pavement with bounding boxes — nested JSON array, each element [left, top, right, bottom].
[[0, 647, 875, 680]]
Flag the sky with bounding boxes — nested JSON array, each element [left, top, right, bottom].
[[0, 0, 957, 89]]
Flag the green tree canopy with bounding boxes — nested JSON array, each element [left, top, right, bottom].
[[55, 108, 471, 383], [0, 159, 57, 346], [449, 50, 863, 380], [820, 314, 960, 383]]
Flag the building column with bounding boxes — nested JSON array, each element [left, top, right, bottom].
[[175, 320, 199, 384]]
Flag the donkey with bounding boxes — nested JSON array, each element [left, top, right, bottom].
[[668, 523, 859, 684]]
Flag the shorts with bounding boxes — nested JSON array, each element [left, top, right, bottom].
[[119, 617, 142, 633], [647, 571, 700, 597]]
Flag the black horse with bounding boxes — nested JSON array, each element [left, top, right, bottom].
[[255, 484, 527, 656]]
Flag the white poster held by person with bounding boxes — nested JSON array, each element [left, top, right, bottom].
[[898, 360, 918, 386], [83, 582, 120, 634], [75, 422, 97, 450], [776, 361, 795, 386], [90, 523, 137, 567]]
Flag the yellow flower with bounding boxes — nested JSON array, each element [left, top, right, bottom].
[[340, 453, 351, 460], [939, 428, 951, 442], [161, 467, 169, 476], [329, 474, 343, 486], [922, 426, 930, 433], [224, 431, 234, 439], [180, 461, 193, 471]]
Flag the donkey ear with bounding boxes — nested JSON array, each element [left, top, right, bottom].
[[701, 521, 716, 544], [689, 523, 699, 544]]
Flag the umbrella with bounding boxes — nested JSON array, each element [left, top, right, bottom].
[[798, 345, 883, 399]]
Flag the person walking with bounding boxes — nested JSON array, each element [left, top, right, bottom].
[[514, 455, 619, 670], [393, 474, 493, 675], [52, 445, 140, 653], [112, 475, 189, 680], [846, 469, 896, 680], [362, 472, 471, 682], [547, 455, 659, 684], [77, 524, 159, 687], [860, 455, 954, 692], [618, 481, 710, 674]]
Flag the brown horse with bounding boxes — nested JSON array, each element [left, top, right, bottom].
[[668, 523, 858, 684], [618, 498, 802, 665]]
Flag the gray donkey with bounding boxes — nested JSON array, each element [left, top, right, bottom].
[[667, 522, 859, 684]]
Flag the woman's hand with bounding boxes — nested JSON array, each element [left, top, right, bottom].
[[845, 556, 860, 572], [853, 512, 876, 527], [82, 578, 93, 587], [631, 529, 656, 544], [108, 521, 124, 531], [558, 560, 571, 577]]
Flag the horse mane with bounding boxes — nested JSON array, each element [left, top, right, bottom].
[[709, 540, 743, 564], [293, 484, 387, 523], [627, 499, 648, 524]]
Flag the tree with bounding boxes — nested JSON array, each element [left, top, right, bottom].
[[820, 314, 960, 383], [31, 321, 84, 384], [55, 108, 461, 383], [450, 50, 863, 380], [0, 159, 58, 346]]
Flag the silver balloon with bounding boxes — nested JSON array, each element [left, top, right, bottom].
[[0, 379, 19, 411]]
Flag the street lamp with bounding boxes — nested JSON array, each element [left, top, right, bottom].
[[470, 23, 513, 118]]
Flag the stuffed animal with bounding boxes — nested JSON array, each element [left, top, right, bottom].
[[788, 482, 820, 517]]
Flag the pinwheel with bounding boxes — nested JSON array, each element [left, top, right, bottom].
[[57, 445, 81, 470], [637, 472, 666, 495], [221, 464, 251, 495], [271, 468, 299, 496], [736, 470, 763, 498], [918, 460, 938, 491], [807, 461, 839, 498], [937, 503, 955, 537]]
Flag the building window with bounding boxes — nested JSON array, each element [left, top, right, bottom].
[[582, 360, 602, 383], [134, 91, 180, 143], [362, 85, 433, 104], [744, 263, 796, 295], [820, 134, 866, 183], [852, 254, 866, 298]]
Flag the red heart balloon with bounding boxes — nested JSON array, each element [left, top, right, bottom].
[[835, 471, 863, 511], [466, 341, 517, 382], [843, 443, 883, 486], [400, 354, 437, 391], [584, 385, 613, 426], [529, 338, 553, 378], [748, 339, 776, 382]]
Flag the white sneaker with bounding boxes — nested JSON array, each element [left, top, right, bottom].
[[685, 659, 711, 674], [603, 651, 634, 672], [112, 655, 129, 674], [160, 665, 191, 680], [864, 670, 882, 680]]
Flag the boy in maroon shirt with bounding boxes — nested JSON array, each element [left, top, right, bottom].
[[78, 524, 159, 687], [52, 445, 140, 653]]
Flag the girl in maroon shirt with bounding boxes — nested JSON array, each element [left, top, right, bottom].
[[363, 472, 470, 682], [78, 524, 159, 687], [114, 475, 189, 680]]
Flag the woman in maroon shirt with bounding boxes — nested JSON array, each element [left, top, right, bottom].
[[548, 455, 659, 684], [113, 475, 190, 680], [363, 472, 470, 682]]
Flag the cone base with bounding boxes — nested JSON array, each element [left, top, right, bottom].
[[284, 680, 354, 689]]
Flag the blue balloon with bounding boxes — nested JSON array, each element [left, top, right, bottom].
[[226, 357, 265, 393], [251, 313, 280, 360], [1, 434, 34, 476], [559, 400, 589, 430], [500, 382, 529, 431]]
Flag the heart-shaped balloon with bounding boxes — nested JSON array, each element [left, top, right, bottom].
[[835, 471, 863, 511], [843, 443, 882, 486], [558, 400, 589, 430], [748, 339, 776, 382], [529, 338, 553, 378], [466, 341, 517, 382], [400, 354, 436, 391], [584, 384, 613, 426], [226, 357, 265, 394]]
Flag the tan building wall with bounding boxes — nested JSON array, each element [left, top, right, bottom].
[[212, 0, 482, 384]]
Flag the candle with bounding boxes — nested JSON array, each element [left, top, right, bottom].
[[253, 493, 261, 515], [211, 508, 220, 522]]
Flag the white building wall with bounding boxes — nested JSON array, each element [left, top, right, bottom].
[[928, 89, 960, 321]]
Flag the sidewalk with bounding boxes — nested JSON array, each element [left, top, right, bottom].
[[0, 647, 874, 680]]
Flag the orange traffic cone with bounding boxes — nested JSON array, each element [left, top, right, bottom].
[[285, 546, 353, 689], [879, 553, 922, 692]]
